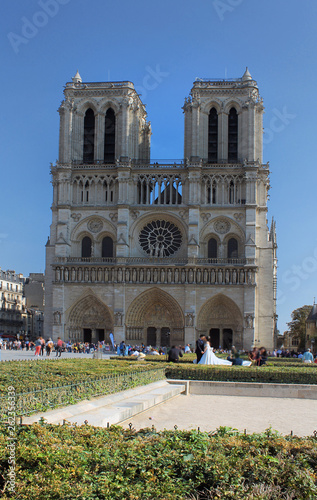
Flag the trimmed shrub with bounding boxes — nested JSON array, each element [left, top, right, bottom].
[[0, 424, 316, 499], [165, 364, 317, 385]]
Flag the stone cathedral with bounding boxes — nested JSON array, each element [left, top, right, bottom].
[[45, 68, 277, 350]]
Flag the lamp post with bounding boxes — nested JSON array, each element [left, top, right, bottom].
[[165, 330, 170, 361]]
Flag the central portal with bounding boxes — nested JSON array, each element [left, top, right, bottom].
[[126, 288, 184, 347]]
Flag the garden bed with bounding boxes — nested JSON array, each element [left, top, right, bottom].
[[0, 423, 316, 499]]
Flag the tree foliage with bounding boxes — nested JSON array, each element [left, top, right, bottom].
[[287, 305, 312, 349]]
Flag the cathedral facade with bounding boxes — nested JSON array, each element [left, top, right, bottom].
[[44, 69, 277, 350]]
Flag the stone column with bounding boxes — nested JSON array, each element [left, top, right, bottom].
[[96, 112, 105, 161], [91, 328, 97, 343], [156, 327, 161, 347]]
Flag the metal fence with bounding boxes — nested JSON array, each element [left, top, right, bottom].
[[0, 367, 166, 421]]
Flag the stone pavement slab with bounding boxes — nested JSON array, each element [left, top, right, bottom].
[[120, 393, 317, 437]]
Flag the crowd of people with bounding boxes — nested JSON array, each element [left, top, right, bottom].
[[1, 335, 316, 364]]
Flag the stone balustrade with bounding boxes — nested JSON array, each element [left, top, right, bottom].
[[53, 265, 256, 286]]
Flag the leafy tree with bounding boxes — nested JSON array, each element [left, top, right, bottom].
[[286, 305, 312, 350]]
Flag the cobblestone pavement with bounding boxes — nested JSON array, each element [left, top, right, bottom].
[[121, 393, 317, 437]]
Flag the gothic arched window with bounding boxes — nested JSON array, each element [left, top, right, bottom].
[[228, 107, 238, 162], [228, 238, 238, 259], [208, 238, 218, 259], [104, 108, 115, 163], [208, 107, 218, 163], [83, 108, 95, 163], [82, 236, 92, 258], [102, 236, 114, 258]]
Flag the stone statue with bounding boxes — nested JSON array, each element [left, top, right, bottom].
[[232, 269, 237, 284], [153, 268, 158, 282], [175, 268, 179, 282], [161, 268, 165, 282], [196, 268, 201, 283], [211, 269, 215, 283], [167, 268, 172, 283], [218, 269, 223, 284], [139, 268, 144, 282]]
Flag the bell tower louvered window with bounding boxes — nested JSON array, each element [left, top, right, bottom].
[[83, 109, 95, 163], [208, 108, 218, 163], [228, 107, 238, 162], [104, 108, 115, 163]]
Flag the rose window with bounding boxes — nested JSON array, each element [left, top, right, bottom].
[[139, 220, 182, 257]]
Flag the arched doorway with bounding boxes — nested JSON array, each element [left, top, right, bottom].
[[197, 294, 243, 350], [126, 288, 184, 347], [209, 328, 220, 348], [146, 327, 156, 346], [67, 292, 113, 343]]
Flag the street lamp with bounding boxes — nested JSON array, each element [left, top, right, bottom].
[[165, 330, 170, 361]]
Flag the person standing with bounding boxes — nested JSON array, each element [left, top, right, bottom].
[[34, 337, 42, 356], [40, 337, 45, 356], [302, 348, 314, 363], [46, 338, 54, 357], [55, 337, 63, 357], [195, 335, 206, 363]]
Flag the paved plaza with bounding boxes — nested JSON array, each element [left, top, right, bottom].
[[121, 394, 317, 437]]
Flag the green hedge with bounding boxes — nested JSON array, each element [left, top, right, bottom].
[[0, 424, 316, 499], [112, 354, 305, 366], [0, 358, 159, 393], [165, 364, 317, 385], [0, 360, 165, 420]]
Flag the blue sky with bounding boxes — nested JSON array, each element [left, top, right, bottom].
[[1, 0, 317, 334]]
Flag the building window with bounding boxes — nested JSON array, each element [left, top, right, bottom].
[[208, 108, 218, 163], [228, 107, 238, 162], [102, 237, 114, 258], [83, 108, 95, 163], [292, 338, 299, 346], [82, 237, 92, 258], [104, 108, 115, 163], [208, 238, 217, 259], [228, 238, 238, 258]]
